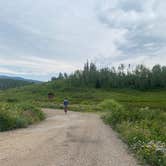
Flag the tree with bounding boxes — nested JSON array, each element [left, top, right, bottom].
[[58, 72, 64, 80], [51, 77, 57, 81], [50, 61, 166, 91], [95, 79, 101, 89], [151, 65, 162, 88]]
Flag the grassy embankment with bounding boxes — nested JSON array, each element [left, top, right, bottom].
[[0, 103, 45, 131], [101, 99, 166, 166], [0, 80, 166, 165]]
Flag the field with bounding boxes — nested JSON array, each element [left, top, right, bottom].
[[0, 81, 166, 165], [1, 81, 166, 108]]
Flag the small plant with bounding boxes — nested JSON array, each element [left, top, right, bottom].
[[135, 141, 166, 166]]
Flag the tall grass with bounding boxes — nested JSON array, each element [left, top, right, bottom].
[[101, 99, 166, 166], [0, 103, 45, 131]]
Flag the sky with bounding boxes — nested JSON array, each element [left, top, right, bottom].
[[0, 0, 166, 81]]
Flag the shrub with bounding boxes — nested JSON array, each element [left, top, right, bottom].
[[99, 99, 127, 126], [6, 98, 18, 103], [0, 109, 16, 131], [0, 103, 45, 131], [99, 99, 123, 112]]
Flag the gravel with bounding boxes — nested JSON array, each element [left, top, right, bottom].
[[0, 109, 139, 166]]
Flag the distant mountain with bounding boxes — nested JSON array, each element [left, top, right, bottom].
[[0, 75, 42, 90], [0, 75, 42, 83]]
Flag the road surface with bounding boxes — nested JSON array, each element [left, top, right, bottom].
[[0, 109, 139, 166]]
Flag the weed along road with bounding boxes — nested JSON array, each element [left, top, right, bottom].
[[0, 109, 139, 166]]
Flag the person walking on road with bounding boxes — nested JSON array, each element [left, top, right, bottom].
[[64, 99, 69, 114]]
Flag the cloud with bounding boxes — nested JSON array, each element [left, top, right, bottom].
[[97, 0, 166, 60], [0, 0, 166, 80], [0, 67, 19, 75], [0, 56, 77, 76]]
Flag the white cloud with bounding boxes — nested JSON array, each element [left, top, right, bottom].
[[0, 56, 78, 76], [0, 67, 20, 75], [97, 0, 166, 57], [0, 0, 166, 80]]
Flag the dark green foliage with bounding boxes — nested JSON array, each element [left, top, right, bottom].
[[95, 79, 101, 89], [6, 98, 18, 103], [54, 62, 166, 90], [0, 78, 32, 90]]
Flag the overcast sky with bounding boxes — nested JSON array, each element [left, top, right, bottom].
[[0, 0, 166, 81]]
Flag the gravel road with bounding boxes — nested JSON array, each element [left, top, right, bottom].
[[0, 109, 139, 166]]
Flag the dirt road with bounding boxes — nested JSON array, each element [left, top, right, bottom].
[[0, 109, 139, 166]]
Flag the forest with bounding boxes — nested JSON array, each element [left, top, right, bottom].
[[53, 62, 166, 90], [0, 78, 33, 90]]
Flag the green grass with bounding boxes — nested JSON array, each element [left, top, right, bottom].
[[1, 82, 166, 110], [1, 82, 166, 117]]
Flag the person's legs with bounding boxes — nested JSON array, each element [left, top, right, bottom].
[[64, 106, 67, 114]]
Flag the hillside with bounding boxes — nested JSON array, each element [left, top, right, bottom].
[[0, 76, 41, 90], [0, 75, 41, 83], [0, 78, 33, 90]]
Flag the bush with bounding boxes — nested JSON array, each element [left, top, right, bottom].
[[6, 98, 18, 103], [0, 103, 45, 131], [0, 109, 16, 131], [99, 99, 123, 112], [99, 99, 127, 126]]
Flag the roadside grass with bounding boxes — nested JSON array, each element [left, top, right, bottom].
[[0, 102, 45, 131], [101, 99, 166, 166]]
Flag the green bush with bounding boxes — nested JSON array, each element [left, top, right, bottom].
[[99, 99, 123, 112], [6, 98, 18, 103], [99, 99, 128, 126], [0, 109, 16, 131], [0, 103, 45, 131]]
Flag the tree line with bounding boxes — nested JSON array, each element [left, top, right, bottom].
[[0, 79, 32, 90], [52, 62, 166, 90]]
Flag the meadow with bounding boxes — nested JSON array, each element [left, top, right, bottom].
[[0, 81, 166, 165], [1, 80, 166, 108]]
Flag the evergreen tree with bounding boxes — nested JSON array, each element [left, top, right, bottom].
[[53, 62, 166, 90]]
